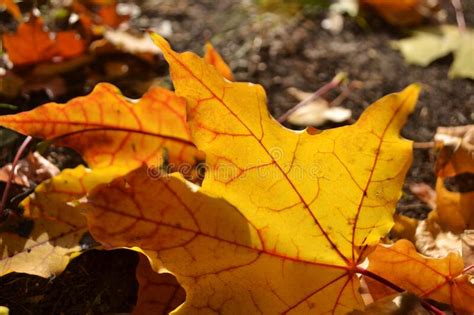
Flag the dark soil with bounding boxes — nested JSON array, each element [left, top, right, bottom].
[[0, 0, 473, 314]]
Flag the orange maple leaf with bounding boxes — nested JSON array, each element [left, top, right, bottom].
[[366, 240, 474, 314], [0, 83, 203, 278], [0, 83, 201, 172], [82, 33, 422, 314], [2, 15, 86, 66]]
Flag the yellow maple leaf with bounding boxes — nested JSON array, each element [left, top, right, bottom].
[[82, 34, 421, 314]]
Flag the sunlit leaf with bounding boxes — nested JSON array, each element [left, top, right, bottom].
[[82, 34, 420, 314], [366, 239, 474, 314], [0, 83, 201, 172]]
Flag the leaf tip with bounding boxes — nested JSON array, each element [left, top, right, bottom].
[[148, 32, 171, 53], [400, 83, 422, 112]]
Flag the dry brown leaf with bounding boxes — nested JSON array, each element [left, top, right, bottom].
[[462, 230, 474, 269], [0, 152, 59, 187], [287, 87, 352, 126], [409, 182, 436, 209], [414, 219, 462, 258]]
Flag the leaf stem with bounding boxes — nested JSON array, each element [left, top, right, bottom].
[[464, 264, 474, 273], [450, 0, 466, 33], [356, 267, 447, 315], [0, 136, 33, 221], [278, 72, 347, 123], [413, 141, 435, 149]]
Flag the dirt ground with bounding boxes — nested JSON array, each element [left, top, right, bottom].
[[0, 0, 473, 313]]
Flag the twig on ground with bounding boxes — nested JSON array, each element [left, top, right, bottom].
[[278, 72, 347, 123], [413, 141, 435, 149], [0, 136, 33, 221], [450, 0, 466, 33]]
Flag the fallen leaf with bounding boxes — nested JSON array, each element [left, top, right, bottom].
[[204, 42, 234, 81], [392, 25, 474, 79], [0, 83, 201, 173], [2, 15, 86, 66], [360, 0, 440, 26], [287, 87, 352, 126], [0, 0, 21, 21], [94, 30, 162, 57], [409, 182, 436, 209], [462, 230, 474, 269], [0, 151, 60, 187], [0, 165, 126, 277], [431, 177, 474, 234], [450, 31, 474, 79], [414, 219, 462, 258], [134, 254, 185, 315], [390, 213, 418, 242], [84, 34, 420, 314], [435, 125, 474, 177], [366, 239, 474, 314], [72, 0, 128, 34], [97, 2, 128, 28]]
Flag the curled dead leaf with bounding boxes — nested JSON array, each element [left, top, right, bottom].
[[430, 177, 474, 234], [435, 125, 474, 177], [0, 152, 59, 187]]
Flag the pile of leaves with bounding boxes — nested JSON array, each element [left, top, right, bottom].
[[1, 0, 473, 314], [0, 28, 473, 314], [0, 0, 162, 104]]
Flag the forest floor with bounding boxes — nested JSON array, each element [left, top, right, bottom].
[[0, 0, 473, 313]]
